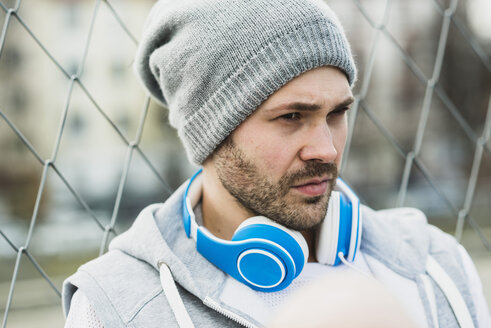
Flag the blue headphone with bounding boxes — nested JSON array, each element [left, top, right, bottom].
[[182, 169, 362, 292]]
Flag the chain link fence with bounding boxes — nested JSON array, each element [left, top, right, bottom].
[[1, 0, 490, 326]]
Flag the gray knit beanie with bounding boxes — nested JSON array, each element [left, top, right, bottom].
[[135, 0, 357, 165]]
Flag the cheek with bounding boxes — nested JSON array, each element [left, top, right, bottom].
[[235, 127, 297, 175], [259, 143, 293, 172]]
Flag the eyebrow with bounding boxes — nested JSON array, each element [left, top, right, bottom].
[[265, 96, 355, 113]]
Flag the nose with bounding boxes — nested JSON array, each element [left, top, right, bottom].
[[298, 123, 338, 163]]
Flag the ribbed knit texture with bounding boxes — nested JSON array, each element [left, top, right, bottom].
[[135, 0, 357, 164]]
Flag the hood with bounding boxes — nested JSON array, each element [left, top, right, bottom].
[[360, 205, 431, 278]]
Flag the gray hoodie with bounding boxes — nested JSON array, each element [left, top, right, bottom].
[[62, 180, 479, 327]]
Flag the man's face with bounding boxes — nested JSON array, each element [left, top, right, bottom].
[[212, 66, 353, 231]]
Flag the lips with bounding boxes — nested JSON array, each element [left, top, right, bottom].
[[291, 178, 331, 197]]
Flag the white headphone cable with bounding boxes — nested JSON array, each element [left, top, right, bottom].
[[338, 251, 372, 279]]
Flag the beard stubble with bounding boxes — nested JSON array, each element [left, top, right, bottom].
[[214, 138, 338, 231]]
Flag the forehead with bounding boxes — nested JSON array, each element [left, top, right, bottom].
[[257, 66, 352, 111]]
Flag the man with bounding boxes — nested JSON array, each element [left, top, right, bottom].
[[63, 0, 490, 327]]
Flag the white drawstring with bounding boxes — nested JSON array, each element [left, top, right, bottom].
[[158, 261, 195, 328]]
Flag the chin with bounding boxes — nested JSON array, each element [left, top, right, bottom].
[[281, 210, 326, 231]]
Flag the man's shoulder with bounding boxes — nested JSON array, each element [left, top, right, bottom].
[[361, 205, 464, 277], [79, 249, 158, 283], [362, 205, 459, 251], [362, 205, 428, 229], [63, 249, 163, 322], [361, 205, 430, 248]]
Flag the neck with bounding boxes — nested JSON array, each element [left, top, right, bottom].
[[301, 229, 317, 262], [201, 165, 253, 240]]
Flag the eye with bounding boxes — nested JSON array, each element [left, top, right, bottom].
[[279, 112, 301, 121], [330, 107, 350, 117]]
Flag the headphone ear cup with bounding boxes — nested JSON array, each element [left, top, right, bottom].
[[233, 216, 308, 278], [335, 178, 362, 263], [316, 191, 340, 266], [335, 192, 355, 265], [316, 179, 362, 266]]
